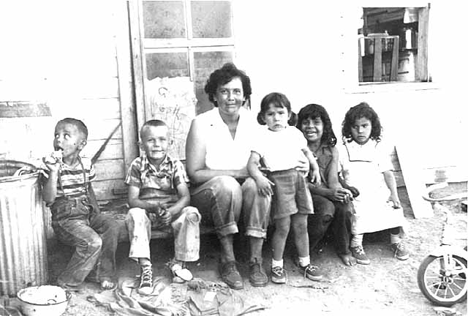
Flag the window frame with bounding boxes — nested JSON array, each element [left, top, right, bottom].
[[129, 0, 236, 128], [357, 4, 431, 85]]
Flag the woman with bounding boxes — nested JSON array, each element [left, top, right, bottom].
[[185, 63, 271, 289], [297, 104, 356, 266]]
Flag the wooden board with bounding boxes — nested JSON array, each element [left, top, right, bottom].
[[395, 145, 433, 218]]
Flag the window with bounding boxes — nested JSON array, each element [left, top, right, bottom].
[[136, 0, 235, 115], [128, 0, 235, 159], [357, 6, 430, 83]]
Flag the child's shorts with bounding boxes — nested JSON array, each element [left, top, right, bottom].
[[269, 169, 314, 220]]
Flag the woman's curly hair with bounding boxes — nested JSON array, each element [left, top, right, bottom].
[[204, 63, 252, 107], [296, 104, 337, 147], [341, 102, 382, 143]]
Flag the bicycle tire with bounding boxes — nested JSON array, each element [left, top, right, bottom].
[[417, 255, 467, 307]]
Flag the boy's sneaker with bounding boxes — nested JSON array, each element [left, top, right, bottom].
[[167, 260, 193, 283], [299, 264, 323, 281], [351, 245, 370, 265], [391, 242, 410, 261], [137, 265, 153, 295], [271, 266, 286, 284]]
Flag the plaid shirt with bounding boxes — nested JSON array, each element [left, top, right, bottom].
[[125, 154, 188, 202]]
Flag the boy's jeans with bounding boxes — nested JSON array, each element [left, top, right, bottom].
[[50, 196, 120, 286], [126, 206, 201, 262]]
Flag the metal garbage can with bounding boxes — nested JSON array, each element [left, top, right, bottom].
[[0, 160, 48, 296]]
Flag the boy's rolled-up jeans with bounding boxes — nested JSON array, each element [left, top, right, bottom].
[[126, 206, 201, 262], [50, 196, 120, 286]]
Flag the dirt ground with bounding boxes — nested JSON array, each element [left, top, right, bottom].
[[8, 184, 468, 316]]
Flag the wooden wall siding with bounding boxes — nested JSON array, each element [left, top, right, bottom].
[[114, 0, 139, 175], [0, 2, 133, 203]]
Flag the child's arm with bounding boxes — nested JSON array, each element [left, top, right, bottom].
[[310, 147, 354, 203], [87, 183, 101, 214], [42, 159, 61, 204], [301, 147, 321, 185], [338, 170, 360, 198], [247, 151, 274, 197], [383, 170, 401, 208]]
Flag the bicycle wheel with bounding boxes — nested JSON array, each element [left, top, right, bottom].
[[417, 254, 467, 307]]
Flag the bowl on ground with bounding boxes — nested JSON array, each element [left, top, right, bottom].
[[17, 285, 71, 316]]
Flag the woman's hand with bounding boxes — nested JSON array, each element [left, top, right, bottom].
[[256, 175, 274, 197]]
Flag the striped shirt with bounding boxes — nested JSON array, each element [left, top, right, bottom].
[[42, 156, 95, 198], [125, 154, 188, 202]]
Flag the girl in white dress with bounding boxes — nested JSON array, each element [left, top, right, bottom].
[[339, 102, 409, 265]]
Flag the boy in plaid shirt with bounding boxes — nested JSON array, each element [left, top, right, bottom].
[[125, 119, 201, 294]]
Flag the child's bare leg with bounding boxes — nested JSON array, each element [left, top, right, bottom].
[[291, 213, 309, 258], [139, 258, 151, 266], [270, 217, 290, 284], [272, 217, 291, 261], [292, 213, 323, 280]]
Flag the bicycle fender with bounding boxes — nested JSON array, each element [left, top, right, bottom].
[[428, 245, 468, 259]]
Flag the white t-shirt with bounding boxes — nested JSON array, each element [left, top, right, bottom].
[[251, 126, 307, 172]]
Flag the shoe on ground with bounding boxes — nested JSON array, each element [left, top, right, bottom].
[[351, 245, 371, 265], [249, 259, 268, 287], [220, 261, 244, 290], [56, 281, 83, 293], [271, 265, 286, 284], [100, 279, 117, 291], [137, 264, 153, 295], [168, 260, 193, 283], [391, 242, 409, 261], [299, 263, 323, 281]]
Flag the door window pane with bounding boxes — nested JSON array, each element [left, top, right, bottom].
[[146, 52, 189, 80], [191, 1, 232, 38], [194, 50, 233, 114], [143, 1, 186, 39]]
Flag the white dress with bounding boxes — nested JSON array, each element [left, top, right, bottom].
[[338, 139, 407, 235]]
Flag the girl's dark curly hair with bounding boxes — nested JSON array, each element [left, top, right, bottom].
[[341, 102, 382, 143], [204, 63, 252, 107], [296, 104, 337, 147], [257, 92, 297, 126]]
